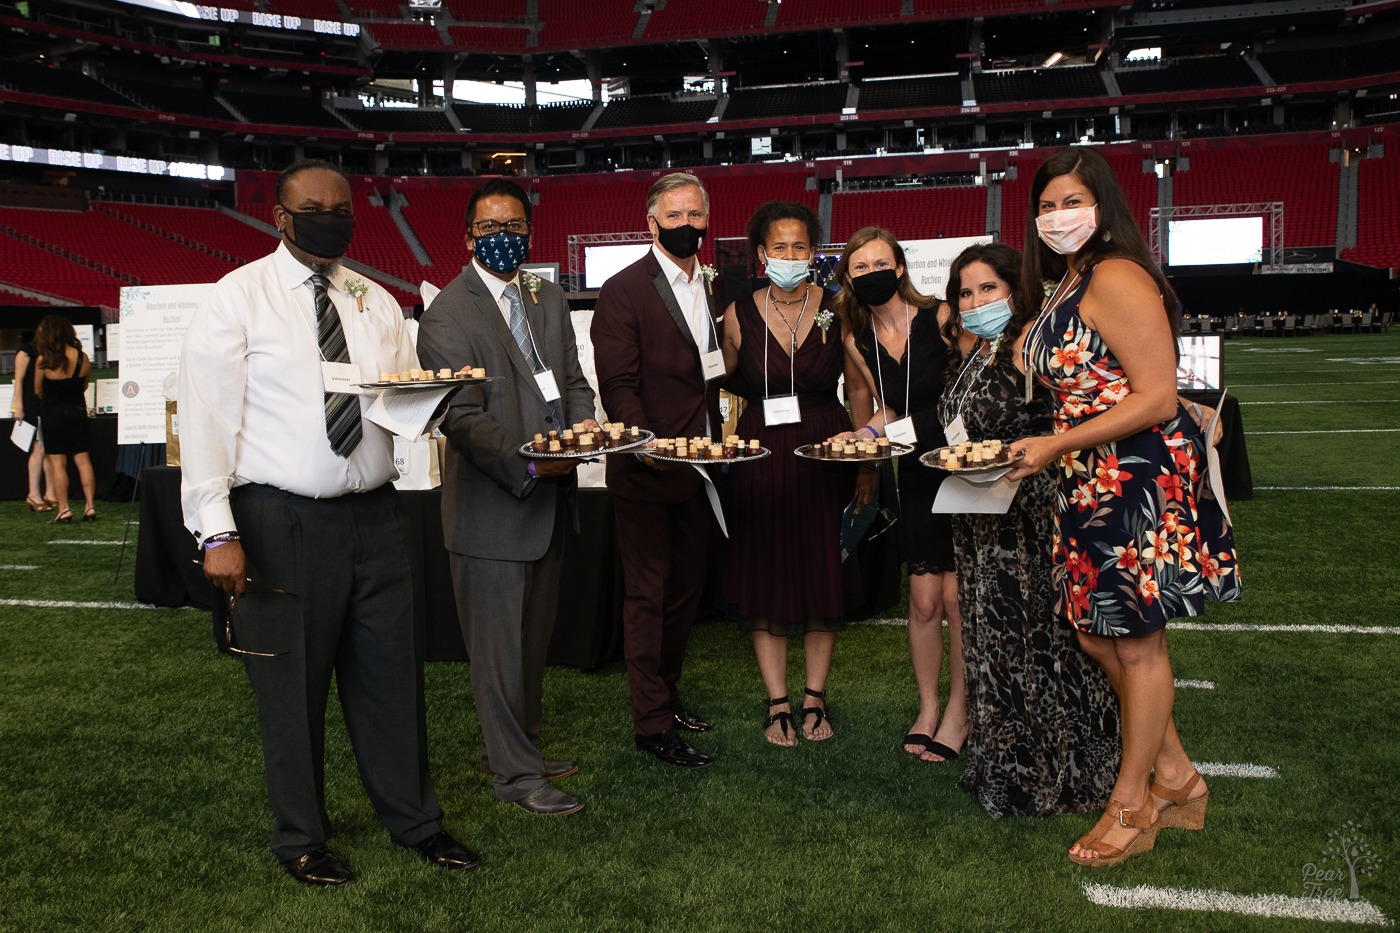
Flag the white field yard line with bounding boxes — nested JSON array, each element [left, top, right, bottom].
[[1082, 883, 1390, 926], [1255, 486, 1400, 491], [1237, 399, 1400, 405], [1194, 762, 1277, 778], [0, 598, 162, 610], [1249, 428, 1400, 434], [1231, 380, 1400, 388], [0, 564, 39, 570], [1173, 679, 1214, 689], [48, 540, 124, 545], [855, 620, 1399, 634]]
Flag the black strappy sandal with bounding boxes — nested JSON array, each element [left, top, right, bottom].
[[801, 687, 833, 741], [764, 695, 795, 746]]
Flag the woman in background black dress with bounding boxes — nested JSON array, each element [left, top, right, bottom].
[[33, 315, 97, 524], [12, 332, 56, 511], [721, 201, 871, 746], [832, 227, 966, 763]]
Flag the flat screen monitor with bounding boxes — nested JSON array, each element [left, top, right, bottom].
[[1168, 216, 1263, 266], [1177, 335, 1222, 391], [584, 243, 651, 290]]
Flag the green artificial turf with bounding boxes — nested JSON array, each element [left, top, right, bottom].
[[0, 333, 1397, 932]]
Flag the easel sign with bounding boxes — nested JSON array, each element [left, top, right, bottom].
[[117, 284, 215, 445]]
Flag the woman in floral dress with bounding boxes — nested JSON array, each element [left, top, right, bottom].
[[1008, 147, 1241, 866]]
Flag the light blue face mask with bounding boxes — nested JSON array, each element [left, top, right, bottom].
[[763, 255, 811, 291], [962, 297, 1013, 339]]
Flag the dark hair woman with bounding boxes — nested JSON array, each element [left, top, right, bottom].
[[831, 226, 966, 764], [12, 330, 58, 511], [938, 241, 1120, 818], [719, 201, 869, 746], [32, 315, 97, 523], [1007, 147, 1241, 865]]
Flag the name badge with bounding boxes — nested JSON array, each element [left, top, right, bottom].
[[763, 395, 801, 426], [534, 368, 561, 402], [321, 361, 362, 395], [701, 349, 726, 382], [944, 414, 969, 446], [886, 416, 917, 445]]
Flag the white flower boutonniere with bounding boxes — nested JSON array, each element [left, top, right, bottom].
[[344, 277, 370, 312], [520, 270, 544, 304], [699, 263, 717, 296], [815, 308, 835, 344]]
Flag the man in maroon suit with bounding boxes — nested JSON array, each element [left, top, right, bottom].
[[591, 173, 724, 767]]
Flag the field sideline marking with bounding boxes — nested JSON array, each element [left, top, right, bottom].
[[1255, 486, 1400, 491], [1174, 679, 1214, 689], [1231, 380, 1400, 388], [0, 598, 160, 610], [1195, 762, 1277, 778], [1249, 429, 1400, 435], [1082, 883, 1390, 926], [1172, 622, 1400, 634], [47, 540, 124, 546], [0, 564, 39, 570], [1240, 398, 1400, 406]]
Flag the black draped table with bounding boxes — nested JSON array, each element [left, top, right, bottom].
[[1180, 390, 1253, 502], [134, 465, 903, 669], [133, 466, 625, 669]]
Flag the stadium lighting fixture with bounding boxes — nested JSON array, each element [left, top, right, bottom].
[[1043, 51, 1064, 67]]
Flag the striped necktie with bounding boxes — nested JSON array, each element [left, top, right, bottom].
[[505, 283, 561, 429], [312, 273, 362, 458]]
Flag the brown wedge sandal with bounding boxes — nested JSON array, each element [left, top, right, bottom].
[[1150, 770, 1208, 830], [1068, 795, 1160, 867]]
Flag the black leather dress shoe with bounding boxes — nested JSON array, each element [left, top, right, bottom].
[[672, 706, 713, 733], [480, 759, 579, 780], [404, 830, 480, 871], [635, 729, 713, 767], [281, 847, 354, 887], [511, 784, 586, 816]]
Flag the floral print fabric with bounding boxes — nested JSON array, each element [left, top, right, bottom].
[[1025, 268, 1242, 636]]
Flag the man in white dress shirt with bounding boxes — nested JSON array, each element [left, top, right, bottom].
[[179, 159, 476, 886]]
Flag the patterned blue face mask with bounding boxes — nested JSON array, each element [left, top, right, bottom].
[[474, 230, 530, 274]]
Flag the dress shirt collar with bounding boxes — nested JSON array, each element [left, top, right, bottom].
[[273, 240, 349, 295], [473, 257, 520, 304], [652, 244, 699, 289]]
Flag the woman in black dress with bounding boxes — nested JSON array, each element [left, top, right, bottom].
[[939, 243, 1120, 818], [832, 227, 966, 763], [12, 332, 56, 511], [720, 202, 871, 745], [33, 315, 97, 524]]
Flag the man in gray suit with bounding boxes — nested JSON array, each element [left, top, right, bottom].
[[417, 179, 596, 816]]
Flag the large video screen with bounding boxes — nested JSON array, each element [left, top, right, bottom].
[[1168, 217, 1263, 266], [585, 243, 651, 289], [1177, 335, 1222, 391]]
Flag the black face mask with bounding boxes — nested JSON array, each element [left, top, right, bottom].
[[281, 207, 355, 259], [851, 268, 900, 307], [656, 223, 705, 260]]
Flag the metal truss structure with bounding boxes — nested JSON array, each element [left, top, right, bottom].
[[567, 231, 651, 292], [1150, 201, 1284, 272]]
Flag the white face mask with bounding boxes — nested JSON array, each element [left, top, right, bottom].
[[1036, 205, 1098, 255]]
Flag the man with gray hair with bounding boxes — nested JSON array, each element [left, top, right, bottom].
[[591, 172, 724, 767]]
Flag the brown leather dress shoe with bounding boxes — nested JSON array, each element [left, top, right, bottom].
[[281, 847, 354, 887]]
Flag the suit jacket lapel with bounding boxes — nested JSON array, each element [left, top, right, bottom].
[[652, 269, 700, 358], [464, 265, 548, 405]]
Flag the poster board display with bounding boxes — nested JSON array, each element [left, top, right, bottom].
[[117, 283, 215, 444], [899, 235, 994, 300]]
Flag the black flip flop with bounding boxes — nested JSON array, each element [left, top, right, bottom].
[[901, 733, 935, 757], [922, 740, 960, 762]]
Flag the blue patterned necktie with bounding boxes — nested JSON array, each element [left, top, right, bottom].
[[312, 273, 362, 457], [505, 282, 561, 429]]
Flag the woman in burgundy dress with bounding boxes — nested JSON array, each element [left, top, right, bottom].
[[720, 202, 871, 746]]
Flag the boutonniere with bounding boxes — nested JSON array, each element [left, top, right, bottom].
[[698, 263, 717, 295], [520, 270, 544, 304], [344, 277, 370, 312], [815, 308, 835, 344]]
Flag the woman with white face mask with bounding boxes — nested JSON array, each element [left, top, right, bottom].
[[719, 201, 871, 747], [937, 243, 1120, 819], [1008, 147, 1241, 866]]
